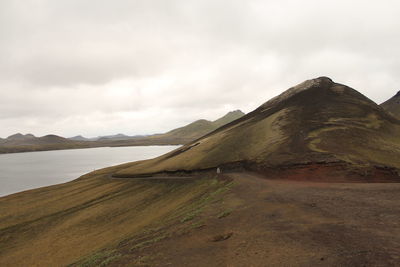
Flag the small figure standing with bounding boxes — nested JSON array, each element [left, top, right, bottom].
[[217, 167, 221, 174]]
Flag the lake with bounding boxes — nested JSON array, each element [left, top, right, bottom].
[[0, 145, 179, 197]]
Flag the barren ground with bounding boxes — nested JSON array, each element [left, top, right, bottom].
[[114, 172, 400, 266]]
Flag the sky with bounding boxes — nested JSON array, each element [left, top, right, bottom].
[[1, 0, 399, 138]]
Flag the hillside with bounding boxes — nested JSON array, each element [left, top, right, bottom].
[[1, 77, 400, 266], [381, 91, 400, 119], [115, 77, 400, 181]]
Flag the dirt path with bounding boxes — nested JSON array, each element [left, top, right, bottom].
[[133, 172, 400, 266], [109, 174, 196, 180]]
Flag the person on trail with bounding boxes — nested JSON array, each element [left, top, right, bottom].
[[217, 167, 221, 174]]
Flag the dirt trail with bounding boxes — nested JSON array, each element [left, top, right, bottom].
[[133, 172, 400, 266]]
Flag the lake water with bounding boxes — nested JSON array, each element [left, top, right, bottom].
[[0, 145, 179, 197]]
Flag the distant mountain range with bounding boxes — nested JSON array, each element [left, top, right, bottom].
[[0, 110, 245, 154], [67, 110, 245, 142]]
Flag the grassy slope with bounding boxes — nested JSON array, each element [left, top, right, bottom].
[[115, 78, 400, 178], [0, 164, 233, 266], [115, 110, 287, 177]]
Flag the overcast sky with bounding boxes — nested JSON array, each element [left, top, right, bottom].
[[1, 0, 399, 138]]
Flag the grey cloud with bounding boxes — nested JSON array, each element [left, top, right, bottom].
[[0, 0, 399, 137]]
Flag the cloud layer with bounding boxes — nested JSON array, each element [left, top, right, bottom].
[[1, 0, 399, 137]]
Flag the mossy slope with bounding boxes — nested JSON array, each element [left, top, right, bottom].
[[381, 91, 400, 119], [0, 165, 230, 266]]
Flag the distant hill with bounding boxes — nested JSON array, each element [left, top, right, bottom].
[[97, 134, 148, 141], [6, 133, 36, 141], [38, 134, 72, 144], [69, 135, 91, 141], [381, 91, 400, 119], [155, 110, 245, 142], [3, 134, 72, 146], [98, 133, 131, 141], [115, 77, 400, 182]]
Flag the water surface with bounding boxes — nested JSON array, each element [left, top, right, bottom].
[[0, 145, 179, 197]]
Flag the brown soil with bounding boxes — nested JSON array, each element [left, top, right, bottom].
[[110, 171, 400, 267], [257, 162, 400, 183]]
